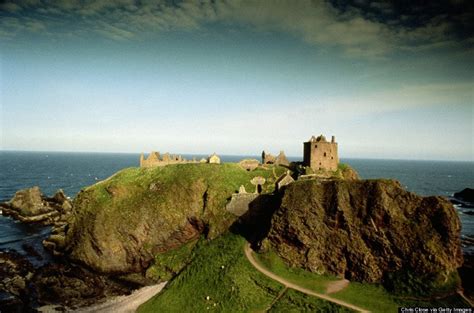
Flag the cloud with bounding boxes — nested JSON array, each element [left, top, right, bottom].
[[0, 0, 472, 58]]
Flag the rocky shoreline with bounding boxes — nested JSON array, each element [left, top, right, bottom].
[[0, 187, 147, 312]]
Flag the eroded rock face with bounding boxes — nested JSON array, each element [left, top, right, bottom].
[[66, 181, 208, 274], [266, 179, 463, 294]]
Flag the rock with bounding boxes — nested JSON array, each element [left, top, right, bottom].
[[266, 179, 463, 296], [454, 188, 474, 203], [0, 250, 34, 309], [1, 187, 73, 226], [7, 186, 48, 217], [32, 263, 132, 308]]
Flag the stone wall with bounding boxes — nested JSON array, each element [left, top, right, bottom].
[[140, 152, 198, 168]]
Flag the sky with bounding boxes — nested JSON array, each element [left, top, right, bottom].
[[0, 0, 473, 161]]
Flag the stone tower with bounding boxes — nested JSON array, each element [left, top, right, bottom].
[[303, 135, 338, 171]]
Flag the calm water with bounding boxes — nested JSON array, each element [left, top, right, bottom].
[[1, 151, 473, 259]]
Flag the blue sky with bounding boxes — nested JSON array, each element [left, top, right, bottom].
[[1, 0, 473, 160]]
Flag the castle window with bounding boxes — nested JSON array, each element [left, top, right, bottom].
[[315, 145, 317, 148], [324, 152, 327, 157], [331, 157, 334, 159]]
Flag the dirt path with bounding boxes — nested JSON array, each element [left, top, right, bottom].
[[244, 244, 370, 313]]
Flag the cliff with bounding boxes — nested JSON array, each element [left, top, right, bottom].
[[265, 179, 463, 296], [63, 163, 286, 275]]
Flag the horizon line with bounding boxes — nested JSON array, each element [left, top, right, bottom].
[[1, 149, 472, 163]]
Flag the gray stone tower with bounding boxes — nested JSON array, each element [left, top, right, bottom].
[[303, 135, 339, 171]]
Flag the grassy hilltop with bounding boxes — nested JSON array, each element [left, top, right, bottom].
[[59, 162, 469, 312], [65, 163, 287, 274]]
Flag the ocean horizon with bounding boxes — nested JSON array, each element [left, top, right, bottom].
[[1, 150, 473, 260]]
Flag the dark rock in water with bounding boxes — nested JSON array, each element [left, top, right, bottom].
[[0, 250, 35, 311], [0, 250, 136, 311], [21, 244, 43, 261], [453, 188, 474, 204], [32, 263, 133, 308], [266, 179, 463, 296], [0, 187, 73, 226]]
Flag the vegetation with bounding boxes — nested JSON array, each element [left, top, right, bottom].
[[254, 249, 336, 293], [269, 289, 354, 313], [254, 248, 400, 313], [138, 233, 352, 312], [68, 163, 288, 273], [145, 238, 199, 281], [139, 233, 283, 312]]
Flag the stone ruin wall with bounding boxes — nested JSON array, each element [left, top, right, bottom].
[[140, 151, 198, 168]]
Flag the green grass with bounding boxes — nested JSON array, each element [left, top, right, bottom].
[[254, 248, 401, 313], [138, 233, 353, 313], [254, 250, 336, 293], [145, 238, 199, 281], [138, 233, 284, 312], [331, 282, 400, 312], [68, 163, 288, 272], [268, 289, 354, 313]]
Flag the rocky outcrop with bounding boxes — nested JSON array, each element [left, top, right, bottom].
[[266, 179, 463, 296], [454, 188, 474, 203], [0, 251, 34, 307], [1, 187, 73, 256], [0, 187, 72, 226]]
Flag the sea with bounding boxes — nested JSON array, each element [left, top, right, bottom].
[[0, 151, 473, 265]]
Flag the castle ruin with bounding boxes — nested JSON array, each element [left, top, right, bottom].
[[140, 151, 220, 168], [262, 150, 289, 166], [303, 135, 338, 171]]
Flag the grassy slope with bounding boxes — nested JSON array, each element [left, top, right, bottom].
[[68, 163, 287, 273], [254, 249, 470, 312], [254, 250, 399, 313], [138, 233, 351, 312]]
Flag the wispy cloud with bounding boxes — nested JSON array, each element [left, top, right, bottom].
[[1, 0, 472, 58]]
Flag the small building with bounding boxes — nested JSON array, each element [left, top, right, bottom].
[[275, 171, 295, 191], [208, 153, 221, 164], [303, 135, 338, 171]]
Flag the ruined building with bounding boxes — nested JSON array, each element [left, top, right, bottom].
[[262, 151, 290, 166], [140, 151, 193, 167], [140, 151, 221, 168], [303, 135, 339, 171]]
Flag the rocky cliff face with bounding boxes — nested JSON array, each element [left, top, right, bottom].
[[266, 179, 463, 295]]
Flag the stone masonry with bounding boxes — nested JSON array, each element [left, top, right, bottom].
[[303, 135, 339, 171]]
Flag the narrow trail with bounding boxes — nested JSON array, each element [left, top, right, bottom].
[[244, 244, 370, 313]]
